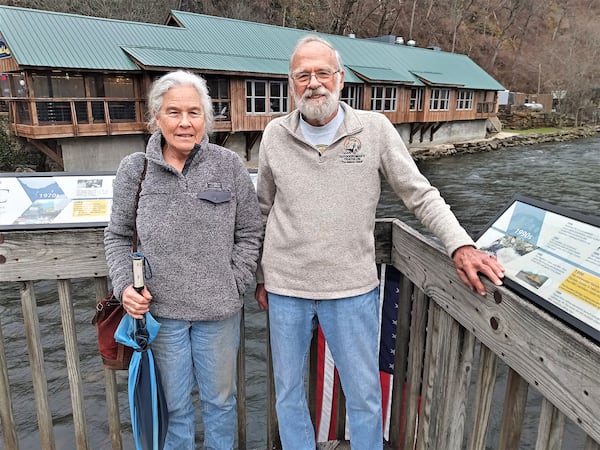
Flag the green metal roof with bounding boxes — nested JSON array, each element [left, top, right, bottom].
[[0, 6, 505, 90]]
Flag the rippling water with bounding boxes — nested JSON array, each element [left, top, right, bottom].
[[1, 135, 598, 449]]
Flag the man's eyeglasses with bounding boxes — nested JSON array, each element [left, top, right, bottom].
[[292, 69, 340, 85]]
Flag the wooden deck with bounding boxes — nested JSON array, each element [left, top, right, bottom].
[[1, 220, 599, 449]]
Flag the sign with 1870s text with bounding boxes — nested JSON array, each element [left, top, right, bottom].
[[476, 194, 600, 344], [0, 172, 115, 230], [0, 170, 258, 231]]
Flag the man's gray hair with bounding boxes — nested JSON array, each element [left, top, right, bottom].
[[289, 35, 344, 76], [147, 70, 214, 134]]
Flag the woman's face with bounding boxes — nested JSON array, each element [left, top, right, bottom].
[[155, 84, 206, 155]]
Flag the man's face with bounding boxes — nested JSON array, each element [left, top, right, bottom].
[[290, 41, 345, 126]]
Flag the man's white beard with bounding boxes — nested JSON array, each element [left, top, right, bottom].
[[295, 83, 340, 124]]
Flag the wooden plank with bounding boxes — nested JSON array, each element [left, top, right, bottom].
[[431, 307, 453, 449], [374, 219, 394, 264], [388, 273, 412, 444], [266, 315, 282, 450], [415, 302, 441, 450], [467, 344, 498, 450], [0, 229, 108, 282], [497, 368, 528, 450], [94, 277, 123, 450], [441, 322, 474, 449], [585, 437, 600, 450], [20, 281, 56, 450], [390, 219, 600, 444], [57, 279, 89, 450], [0, 318, 19, 450], [237, 308, 247, 450], [534, 398, 564, 450], [400, 289, 428, 450]]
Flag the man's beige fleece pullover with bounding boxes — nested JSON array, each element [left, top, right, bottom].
[[257, 103, 475, 299]]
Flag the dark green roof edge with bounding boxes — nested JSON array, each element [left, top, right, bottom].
[[0, 5, 505, 90]]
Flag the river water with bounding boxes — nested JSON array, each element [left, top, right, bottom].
[[0, 135, 598, 449]]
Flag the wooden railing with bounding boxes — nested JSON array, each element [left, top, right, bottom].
[[5, 97, 148, 139], [0, 221, 599, 449]]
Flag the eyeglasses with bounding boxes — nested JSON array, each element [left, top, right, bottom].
[[291, 69, 340, 85]]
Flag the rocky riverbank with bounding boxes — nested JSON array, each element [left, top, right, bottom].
[[409, 125, 600, 162]]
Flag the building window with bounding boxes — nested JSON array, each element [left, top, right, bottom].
[[269, 81, 288, 113], [430, 88, 450, 111], [341, 85, 363, 109], [246, 79, 288, 114], [207, 78, 230, 120], [371, 86, 397, 112], [409, 87, 424, 111], [456, 90, 474, 110]]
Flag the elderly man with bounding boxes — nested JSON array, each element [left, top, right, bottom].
[[255, 35, 504, 450]]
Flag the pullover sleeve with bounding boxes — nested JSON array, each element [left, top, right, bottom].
[[254, 124, 276, 284], [230, 153, 263, 294], [377, 118, 475, 256], [104, 152, 146, 300]]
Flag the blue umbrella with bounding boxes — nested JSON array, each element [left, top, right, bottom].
[[115, 313, 168, 450]]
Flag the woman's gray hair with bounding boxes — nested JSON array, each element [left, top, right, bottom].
[[147, 70, 214, 134], [289, 35, 344, 76]]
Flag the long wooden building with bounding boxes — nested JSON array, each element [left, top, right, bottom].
[[0, 6, 504, 171]]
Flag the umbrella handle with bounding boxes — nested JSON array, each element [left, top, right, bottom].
[[132, 253, 147, 328]]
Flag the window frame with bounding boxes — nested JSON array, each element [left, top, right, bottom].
[[429, 88, 450, 111], [371, 85, 398, 112], [246, 79, 289, 115], [456, 89, 474, 110], [341, 84, 363, 109], [409, 87, 424, 111]]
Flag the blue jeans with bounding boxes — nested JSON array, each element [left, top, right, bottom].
[[151, 312, 240, 450], [268, 288, 383, 450]]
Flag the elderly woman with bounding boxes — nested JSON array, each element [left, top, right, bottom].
[[104, 70, 262, 449]]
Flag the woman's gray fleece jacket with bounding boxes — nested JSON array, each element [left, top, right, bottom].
[[104, 132, 262, 321]]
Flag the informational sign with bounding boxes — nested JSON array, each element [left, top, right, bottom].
[[476, 195, 600, 344], [0, 172, 115, 230], [0, 170, 259, 231]]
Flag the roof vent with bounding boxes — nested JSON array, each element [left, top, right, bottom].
[[407, 39, 416, 46], [348, 33, 356, 38], [395, 36, 404, 45]]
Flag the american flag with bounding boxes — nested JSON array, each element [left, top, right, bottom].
[[315, 263, 402, 443]]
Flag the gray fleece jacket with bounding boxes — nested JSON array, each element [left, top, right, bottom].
[[104, 131, 262, 321], [257, 103, 475, 299]]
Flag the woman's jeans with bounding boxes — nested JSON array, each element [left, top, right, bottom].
[[268, 288, 383, 450], [152, 311, 240, 450]]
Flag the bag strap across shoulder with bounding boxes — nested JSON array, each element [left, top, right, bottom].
[[132, 158, 148, 254]]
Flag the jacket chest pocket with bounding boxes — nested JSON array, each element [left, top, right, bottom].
[[197, 190, 232, 204]]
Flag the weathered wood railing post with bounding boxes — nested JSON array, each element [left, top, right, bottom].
[[20, 280, 56, 450], [94, 276, 123, 450]]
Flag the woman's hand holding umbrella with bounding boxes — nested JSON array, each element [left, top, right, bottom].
[[122, 285, 152, 319]]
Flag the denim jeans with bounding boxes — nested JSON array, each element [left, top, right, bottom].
[[151, 311, 240, 450], [268, 288, 383, 450]]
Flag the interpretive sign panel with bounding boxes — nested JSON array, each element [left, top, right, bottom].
[[0, 170, 258, 231], [0, 172, 115, 230], [476, 194, 600, 343]]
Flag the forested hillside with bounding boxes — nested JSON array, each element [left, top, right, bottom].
[[2, 0, 599, 120]]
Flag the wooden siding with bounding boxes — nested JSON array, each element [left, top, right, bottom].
[[0, 56, 18, 73], [230, 78, 288, 132], [2, 70, 499, 142]]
